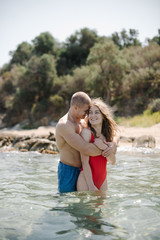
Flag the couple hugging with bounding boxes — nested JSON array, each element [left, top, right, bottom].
[[56, 91, 119, 193]]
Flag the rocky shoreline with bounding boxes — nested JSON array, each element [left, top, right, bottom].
[[0, 131, 58, 154], [0, 124, 160, 154]]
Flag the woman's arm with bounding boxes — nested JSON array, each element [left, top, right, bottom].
[[107, 152, 116, 165], [81, 154, 98, 191], [80, 129, 99, 191], [94, 138, 116, 165]]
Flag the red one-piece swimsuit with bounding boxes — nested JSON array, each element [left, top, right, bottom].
[[82, 132, 107, 189]]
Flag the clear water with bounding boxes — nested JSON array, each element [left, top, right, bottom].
[[0, 147, 160, 240]]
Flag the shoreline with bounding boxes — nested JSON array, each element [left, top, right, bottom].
[[118, 124, 160, 147], [0, 123, 160, 148]]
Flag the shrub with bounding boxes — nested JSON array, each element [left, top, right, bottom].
[[148, 99, 160, 113], [49, 95, 64, 109]]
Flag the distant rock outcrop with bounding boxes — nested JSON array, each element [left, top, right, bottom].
[[0, 132, 58, 154], [117, 134, 156, 148], [132, 135, 156, 148]]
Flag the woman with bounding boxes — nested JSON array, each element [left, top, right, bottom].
[[77, 98, 118, 191]]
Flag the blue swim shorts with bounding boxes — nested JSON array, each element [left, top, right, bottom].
[[58, 161, 81, 193]]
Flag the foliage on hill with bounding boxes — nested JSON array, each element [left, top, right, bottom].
[[0, 28, 160, 128]]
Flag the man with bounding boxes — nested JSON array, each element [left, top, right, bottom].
[[56, 91, 116, 193]]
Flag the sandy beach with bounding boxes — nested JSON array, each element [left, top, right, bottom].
[[0, 126, 56, 137], [0, 123, 160, 147], [118, 123, 160, 147]]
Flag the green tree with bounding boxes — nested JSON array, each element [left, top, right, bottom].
[[0, 72, 14, 112], [4, 54, 58, 125], [120, 43, 160, 114], [18, 54, 57, 103], [10, 42, 33, 65], [112, 29, 141, 49], [111, 32, 121, 49], [61, 66, 90, 98], [32, 32, 59, 56], [147, 29, 160, 45], [0, 65, 27, 113], [56, 28, 98, 75], [128, 29, 141, 47], [87, 39, 125, 103]]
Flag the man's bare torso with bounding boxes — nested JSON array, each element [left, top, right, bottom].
[[56, 113, 82, 167]]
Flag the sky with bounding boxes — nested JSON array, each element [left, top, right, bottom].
[[0, 0, 160, 67]]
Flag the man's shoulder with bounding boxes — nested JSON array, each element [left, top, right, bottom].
[[56, 114, 68, 126], [56, 115, 73, 132]]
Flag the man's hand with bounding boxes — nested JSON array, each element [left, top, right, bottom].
[[102, 141, 117, 158]]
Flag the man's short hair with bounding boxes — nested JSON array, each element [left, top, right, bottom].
[[71, 92, 91, 107]]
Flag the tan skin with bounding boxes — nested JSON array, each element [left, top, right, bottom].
[[77, 105, 116, 192], [56, 104, 117, 168]]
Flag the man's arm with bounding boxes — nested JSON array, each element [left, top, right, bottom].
[[56, 122, 101, 156]]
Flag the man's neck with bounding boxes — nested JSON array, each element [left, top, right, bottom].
[[68, 111, 80, 124]]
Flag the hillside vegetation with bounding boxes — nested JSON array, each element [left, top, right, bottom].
[[0, 28, 160, 128]]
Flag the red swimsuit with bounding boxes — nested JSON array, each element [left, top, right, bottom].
[[82, 132, 107, 189]]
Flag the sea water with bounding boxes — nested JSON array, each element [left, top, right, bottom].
[[0, 147, 160, 240]]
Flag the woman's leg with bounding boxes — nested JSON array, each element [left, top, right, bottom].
[[77, 171, 89, 191], [99, 179, 108, 191]]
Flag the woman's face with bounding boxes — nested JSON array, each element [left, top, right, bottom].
[[88, 105, 103, 126]]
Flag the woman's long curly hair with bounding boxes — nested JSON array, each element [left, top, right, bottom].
[[88, 98, 118, 142]]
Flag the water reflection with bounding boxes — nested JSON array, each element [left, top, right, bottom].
[[26, 191, 126, 240], [50, 191, 125, 239]]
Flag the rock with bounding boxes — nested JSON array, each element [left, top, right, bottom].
[[0, 135, 15, 147], [12, 137, 57, 153], [132, 135, 156, 148], [119, 136, 135, 143], [47, 132, 55, 141], [0, 133, 58, 154], [30, 139, 57, 151], [12, 136, 31, 145], [19, 149, 28, 152], [13, 139, 36, 150], [39, 149, 59, 154]]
